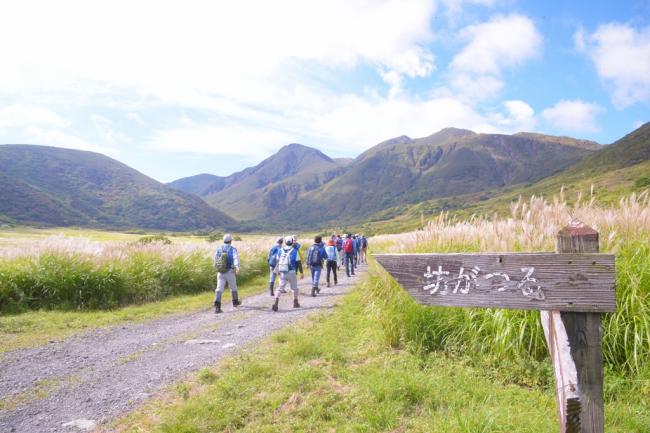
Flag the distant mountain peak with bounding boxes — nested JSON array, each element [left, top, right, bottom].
[[437, 127, 476, 135]]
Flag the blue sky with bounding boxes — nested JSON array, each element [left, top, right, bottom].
[[0, 0, 649, 182]]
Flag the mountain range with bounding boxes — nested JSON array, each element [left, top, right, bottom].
[[0, 145, 233, 231], [1, 122, 648, 232], [170, 127, 603, 229]]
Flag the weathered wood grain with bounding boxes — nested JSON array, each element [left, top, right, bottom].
[[549, 220, 605, 433], [374, 253, 616, 312], [542, 310, 581, 433]]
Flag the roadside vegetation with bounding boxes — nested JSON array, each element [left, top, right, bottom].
[[110, 289, 647, 433], [0, 232, 275, 352], [0, 234, 270, 314]]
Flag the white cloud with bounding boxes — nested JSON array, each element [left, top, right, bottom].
[[0, 0, 437, 104], [441, 0, 502, 21], [575, 23, 650, 108], [450, 13, 542, 101], [452, 14, 542, 74], [0, 105, 69, 129], [148, 124, 294, 158], [541, 100, 603, 133]]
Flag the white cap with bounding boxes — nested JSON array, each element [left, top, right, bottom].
[[284, 235, 294, 246], [223, 233, 233, 243]]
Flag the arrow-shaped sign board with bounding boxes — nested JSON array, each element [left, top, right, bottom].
[[374, 252, 616, 313]]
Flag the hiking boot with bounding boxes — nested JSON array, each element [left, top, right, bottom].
[[233, 298, 241, 307], [272, 298, 279, 312], [311, 287, 316, 297], [327, 281, 330, 288], [316, 285, 320, 294], [214, 301, 222, 314], [293, 298, 300, 308]]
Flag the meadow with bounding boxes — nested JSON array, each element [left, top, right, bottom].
[[0, 230, 275, 314], [105, 190, 649, 432]]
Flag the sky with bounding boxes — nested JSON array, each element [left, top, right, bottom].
[[0, 0, 649, 182]]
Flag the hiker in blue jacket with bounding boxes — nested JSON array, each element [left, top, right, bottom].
[[351, 234, 359, 268], [213, 234, 241, 314], [307, 235, 327, 297], [267, 236, 283, 296], [272, 236, 301, 311], [355, 234, 362, 265]]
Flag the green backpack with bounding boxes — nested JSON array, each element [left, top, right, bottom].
[[215, 246, 232, 273]]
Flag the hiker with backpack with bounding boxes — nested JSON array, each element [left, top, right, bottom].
[[306, 235, 327, 297], [272, 236, 301, 311], [292, 235, 305, 280], [213, 234, 241, 314], [335, 233, 343, 269], [343, 233, 355, 277], [355, 234, 363, 265], [325, 238, 338, 287], [267, 236, 283, 296], [360, 234, 368, 264]]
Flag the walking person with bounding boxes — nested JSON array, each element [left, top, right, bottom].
[[351, 234, 359, 268], [213, 234, 241, 314], [292, 235, 305, 281], [335, 233, 343, 269], [267, 236, 283, 296], [343, 233, 355, 277], [360, 234, 368, 264], [306, 235, 327, 297], [272, 236, 301, 311], [325, 238, 338, 287]]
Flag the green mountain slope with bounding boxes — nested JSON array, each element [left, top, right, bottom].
[[168, 173, 227, 197], [0, 145, 234, 231], [363, 122, 650, 233], [170, 143, 351, 221], [271, 128, 599, 228]]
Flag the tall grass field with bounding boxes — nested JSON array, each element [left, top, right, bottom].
[[370, 191, 650, 389], [0, 233, 272, 314]]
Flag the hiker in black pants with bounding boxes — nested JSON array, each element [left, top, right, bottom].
[[325, 238, 338, 287]]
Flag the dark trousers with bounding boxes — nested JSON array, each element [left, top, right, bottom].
[[326, 260, 338, 284], [345, 253, 355, 276]]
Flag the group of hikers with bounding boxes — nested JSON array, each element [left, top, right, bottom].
[[212, 232, 368, 313]]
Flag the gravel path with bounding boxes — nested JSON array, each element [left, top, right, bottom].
[[0, 265, 366, 433]]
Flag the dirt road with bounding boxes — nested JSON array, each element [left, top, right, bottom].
[[0, 266, 365, 432]]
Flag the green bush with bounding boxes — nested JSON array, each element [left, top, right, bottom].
[[634, 176, 650, 189], [138, 234, 172, 245], [206, 232, 223, 243]]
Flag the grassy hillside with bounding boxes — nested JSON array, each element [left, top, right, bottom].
[[0, 145, 234, 231], [360, 122, 650, 234], [272, 128, 599, 229]]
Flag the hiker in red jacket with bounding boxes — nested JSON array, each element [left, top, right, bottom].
[[343, 233, 355, 277]]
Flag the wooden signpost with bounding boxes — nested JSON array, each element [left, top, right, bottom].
[[374, 221, 616, 433]]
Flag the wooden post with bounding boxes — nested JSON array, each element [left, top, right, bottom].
[[542, 220, 605, 433]]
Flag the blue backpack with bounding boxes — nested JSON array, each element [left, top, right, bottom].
[[268, 245, 280, 267]]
